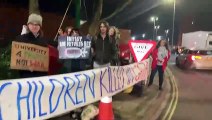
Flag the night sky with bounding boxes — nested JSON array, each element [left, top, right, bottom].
[[109, 0, 212, 42], [2, 0, 212, 44]]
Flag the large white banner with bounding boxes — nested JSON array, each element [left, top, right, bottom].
[[0, 59, 149, 120]]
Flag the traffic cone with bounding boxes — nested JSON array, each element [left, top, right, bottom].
[[98, 96, 114, 120]]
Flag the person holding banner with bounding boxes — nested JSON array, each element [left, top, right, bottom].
[[91, 21, 116, 118], [11, 13, 49, 78], [148, 39, 170, 90], [92, 21, 116, 68]]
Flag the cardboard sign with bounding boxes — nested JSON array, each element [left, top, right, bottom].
[[58, 36, 91, 59], [10, 41, 49, 72], [129, 40, 156, 62], [0, 59, 150, 120]]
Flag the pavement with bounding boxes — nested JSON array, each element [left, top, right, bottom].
[[112, 69, 173, 120]]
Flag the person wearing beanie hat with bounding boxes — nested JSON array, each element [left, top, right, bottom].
[[27, 13, 43, 27], [12, 13, 49, 78]]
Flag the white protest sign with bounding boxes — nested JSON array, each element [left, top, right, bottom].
[[0, 59, 149, 120], [58, 36, 91, 59], [129, 40, 156, 62]]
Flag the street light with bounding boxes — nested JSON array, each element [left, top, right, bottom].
[[151, 16, 159, 40], [192, 21, 194, 25], [172, 0, 176, 47], [166, 0, 176, 47], [151, 17, 158, 22], [165, 29, 169, 38], [164, 0, 176, 47], [154, 25, 160, 29], [132, 36, 135, 40], [142, 33, 146, 39], [157, 36, 162, 40], [154, 25, 160, 37]]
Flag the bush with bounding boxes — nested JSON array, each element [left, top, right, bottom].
[[0, 46, 19, 80]]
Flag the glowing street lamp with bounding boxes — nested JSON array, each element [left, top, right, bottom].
[[154, 25, 160, 29], [151, 16, 159, 40], [142, 33, 146, 39], [157, 36, 162, 40], [154, 25, 160, 37], [165, 29, 169, 38]]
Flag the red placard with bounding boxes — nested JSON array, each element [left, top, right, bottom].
[[128, 40, 157, 62]]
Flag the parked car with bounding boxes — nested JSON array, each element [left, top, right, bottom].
[[176, 49, 212, 70]]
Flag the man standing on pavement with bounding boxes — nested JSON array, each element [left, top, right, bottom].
[[91, 21, 116, 68], [89, 21, 116, 119]]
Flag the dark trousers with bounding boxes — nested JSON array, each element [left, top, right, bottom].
[[148, 65, 164, 88]]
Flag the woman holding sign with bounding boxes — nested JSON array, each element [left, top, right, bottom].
[[70, 28, 85, 72], [11, 13, 49, 78], [148, 39, 170, 90]]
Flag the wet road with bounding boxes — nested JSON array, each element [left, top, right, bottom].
[[169, 55, 212, 120]]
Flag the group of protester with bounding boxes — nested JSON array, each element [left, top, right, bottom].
[[14, 13, 120, 78], [14, 13, 171, 90], [56, 21, 120, 74], [10, 13, 170, 119]]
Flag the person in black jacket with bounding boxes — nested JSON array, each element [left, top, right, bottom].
[[92, 21, 116, 68], [13, 13, 48, 78]]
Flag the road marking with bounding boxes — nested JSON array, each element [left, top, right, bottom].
[[162, 69, 176, 120], [167, 76, 179, 120], [162, 68, 179, 120]]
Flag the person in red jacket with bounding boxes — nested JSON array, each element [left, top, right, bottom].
[[148, 39, 171, 90]]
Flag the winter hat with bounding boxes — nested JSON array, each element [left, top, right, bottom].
[[27, 13, 42, 26]]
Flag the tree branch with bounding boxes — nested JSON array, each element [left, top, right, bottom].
[[29, 0, 40, 14], [89, 0, 103, 35], [103, 0, 132, 21]]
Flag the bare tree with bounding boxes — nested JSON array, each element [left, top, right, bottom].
[[88, 0, 132, 36], [27, 0, 131, 36], [29, 0, 40, 14], [88, 0, 103, 36], [103, 0, 133, 21]]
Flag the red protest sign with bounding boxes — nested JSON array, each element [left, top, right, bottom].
[[128, 40, 156, 62]]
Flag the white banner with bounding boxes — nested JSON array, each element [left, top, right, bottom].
[[0, 59, 149, 120]]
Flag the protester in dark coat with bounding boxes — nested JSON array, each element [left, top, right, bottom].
[[92, 21, 116, 68], [13, 13, 48, 78]]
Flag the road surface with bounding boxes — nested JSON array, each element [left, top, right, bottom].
[[169, 55, 212, 120]]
